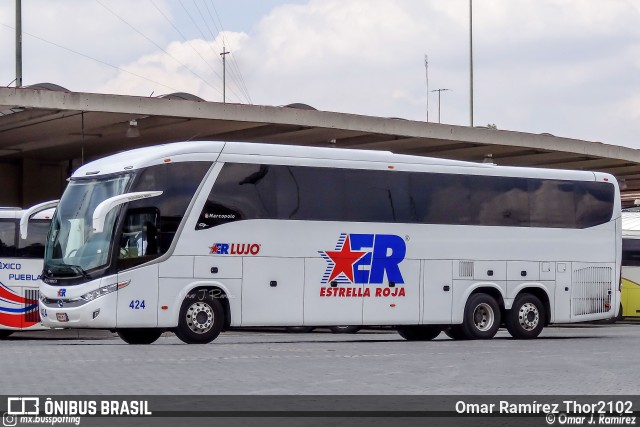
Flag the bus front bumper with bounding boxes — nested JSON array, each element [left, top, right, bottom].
[[39, 292, 117, 329]]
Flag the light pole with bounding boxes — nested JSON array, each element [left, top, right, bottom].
[[220, 45, 230, 103], [424, 54, 429, 122], [469, 0, 474, 126], [431, 88, 451, 123], [16, 0, 22, 87]]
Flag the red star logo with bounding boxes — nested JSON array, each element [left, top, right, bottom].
[[209, 244, 218, 254], [323, 236, 367, 283]]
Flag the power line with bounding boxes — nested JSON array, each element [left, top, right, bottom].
[[0, 21, 183, 93], [193, 0, 250, 103], [149, 0, 225, 88], [204, 0, 252, 103], [176, 0, 245, 103], [96, 0, 222, 97]]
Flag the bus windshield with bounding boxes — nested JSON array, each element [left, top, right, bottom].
[[44, 174, 132, 277]]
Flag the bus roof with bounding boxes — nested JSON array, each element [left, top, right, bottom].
[[71, 140, 608, 183]]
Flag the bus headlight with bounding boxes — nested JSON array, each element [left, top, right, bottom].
[[81, 280, 130, 301]]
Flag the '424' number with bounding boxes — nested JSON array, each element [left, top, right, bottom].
[[129, 300, 146, 309]]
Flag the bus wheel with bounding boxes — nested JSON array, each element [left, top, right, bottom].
[[444, 325, 468, 340], [0, 330, 14, 339], [175, 292, 224, 344], [285, 326, 315, 333], [397, 325, 441, 341], [506, 294, 545, 339], [461, 293, 501, 339], [330, 326, 361, 334], [116, 328, 163, 344]]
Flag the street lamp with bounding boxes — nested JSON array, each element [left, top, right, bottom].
[[431, 88, 451, 123]]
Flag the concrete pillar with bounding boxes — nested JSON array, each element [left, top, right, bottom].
[[0, 162, 21, 206]]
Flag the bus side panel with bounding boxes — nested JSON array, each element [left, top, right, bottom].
[[116, 264, 159, 327], [304, 258, 363, 326], [363, 259, 420, 324], [0, 258, 44, 331], [241, 257, 304, 326], [421, 260, 453, 324], [554, 263, 572, 323], [621, 267, 640, 317]]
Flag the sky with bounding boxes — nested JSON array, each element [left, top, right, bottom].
[[1, 0, 639, 148]]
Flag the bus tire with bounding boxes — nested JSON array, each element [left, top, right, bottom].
[[175, 291, 224, 344], [444, 325, 468, 340], [461, 293, 501, 339], [330, 325, 361, 334], [0, 330, 14, 339], [396, 325, 441, 341], [506, 293, 545, 339], [285, 326, 315, 333], [116, 328, 163, 344]]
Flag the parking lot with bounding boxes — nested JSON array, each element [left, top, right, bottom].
[[0, 322, 637, 396]]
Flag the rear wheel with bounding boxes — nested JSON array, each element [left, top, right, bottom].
[[330, 325, 361, 334], [175, 291, 225, 344], [506, 293, 545, 339], [444, 325, 468, 340], [116, 328, 163, 344], [397, 325, 441, 341], [461, 293, 501, 339], [0, 330, 14, 339]]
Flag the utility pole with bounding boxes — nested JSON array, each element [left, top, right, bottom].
[[424, 54, 429, 122], [16, 0, 22, 87], [220, 45, 230, 103], [469, 0, 474, 127], [431, 88, 450, 124]]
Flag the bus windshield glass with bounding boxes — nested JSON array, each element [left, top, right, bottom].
[[44, 174, 132, 276]]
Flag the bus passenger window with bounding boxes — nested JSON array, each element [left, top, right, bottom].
[[0, 220, 16, 257]]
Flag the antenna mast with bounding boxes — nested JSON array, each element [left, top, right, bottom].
[[424, 54, 429, 122]]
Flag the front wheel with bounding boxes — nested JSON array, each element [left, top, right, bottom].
[[461, 293, 501, 339], [117, 328, 163, 344], [397, 325, 441, 341], [506, 293, 545, 339], [175, 291, 225, 344]]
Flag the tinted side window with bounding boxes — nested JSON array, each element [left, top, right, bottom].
[[129, 161, 211, 253], [623, 238, 640, 267], [529, 179, 576, 228], [409, 173, 470, 225], [197, 163, 279, 229], [284, 166, 345, 221], [197, 163, 615, 230], [470, 176, 529, 226], [0, 220, 16, 257], [17, 220, 50, 258], [575, 182, 615, 228]]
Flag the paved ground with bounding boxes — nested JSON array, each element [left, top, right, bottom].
[[1, 322, 638, 395]]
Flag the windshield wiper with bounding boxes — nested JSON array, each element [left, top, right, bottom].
[[67, 265, 92, 280]]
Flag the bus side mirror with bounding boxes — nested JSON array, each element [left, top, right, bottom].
[[20, 199, 59, 239], [92, 191, 162, 233]]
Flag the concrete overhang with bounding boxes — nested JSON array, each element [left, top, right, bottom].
[[2, 86, 640, 202]]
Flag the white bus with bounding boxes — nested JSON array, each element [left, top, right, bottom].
[[0, 205, 55, 338], [37, 141, 621, 344]]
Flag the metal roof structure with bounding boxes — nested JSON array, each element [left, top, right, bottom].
[[2, 86, 640, 205]]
